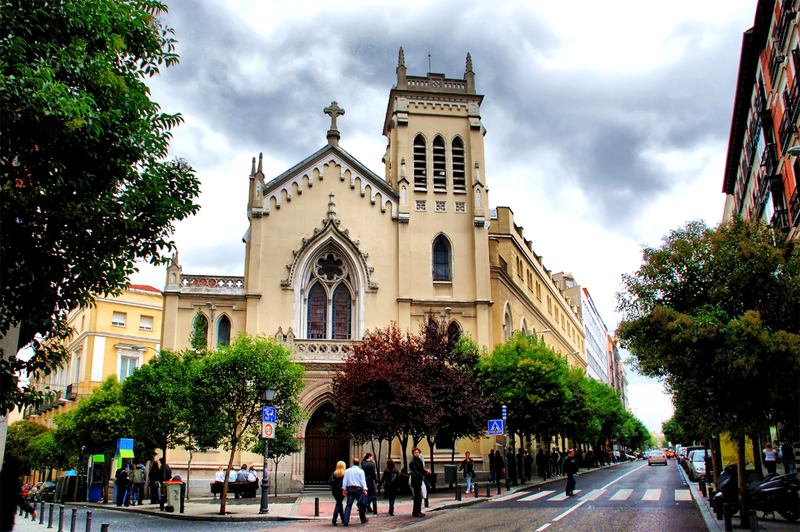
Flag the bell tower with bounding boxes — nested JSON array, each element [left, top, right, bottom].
[[383, 49, 493, 347]]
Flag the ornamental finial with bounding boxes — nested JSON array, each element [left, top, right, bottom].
[[399, 47, 405, 68]]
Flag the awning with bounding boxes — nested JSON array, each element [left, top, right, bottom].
[[92, 454, 105, 463], [118, 449, 134, 459]]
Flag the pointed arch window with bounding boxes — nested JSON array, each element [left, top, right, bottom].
[[307, 283, 327, 339], [413, 135, 427, 190], [503, 307, 513, 341], [447, 321, 462, 345], [452, 137, 466, 191], [217, 315, 231, 347], [433, 236, 451, 281], [332, 285, 352, 340], [432, 136, 447, 191]]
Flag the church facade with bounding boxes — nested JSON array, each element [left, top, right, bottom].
[[161, 50, 586, 491]]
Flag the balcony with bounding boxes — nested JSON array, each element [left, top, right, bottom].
[[772, 208, 790, 232], [790, 188, 800, 227], [780, 109, 797, 151], [761, 143, 779, 177], [65, 383, 77, 400]]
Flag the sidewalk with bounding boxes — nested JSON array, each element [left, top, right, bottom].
[[59, 461, 627, 522]]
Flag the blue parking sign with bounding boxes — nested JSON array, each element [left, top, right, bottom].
[[488, 419, 503, 435], [262, 406, 276, 423]]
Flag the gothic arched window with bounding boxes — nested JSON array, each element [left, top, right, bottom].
[[432, 136, 447, 191], [503, 307, 513, 341], [217, 315, 231, 347], [447, 321, 462, 345], [332, 284, 352, 340], [413, 135, 427, 190], [307, 283, 327, 339], [452, 137, 466, 191], [433, 236, 451, 281]]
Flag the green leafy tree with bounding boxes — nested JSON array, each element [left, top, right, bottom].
[[26, 430, 74, 480], [0, 0, 201, 415], [616, 217, 800, 526], [187, 333, 304, 514], [189, 309, 209, 353], [5, 420, 49, 466], [251, 426, 301, 496]]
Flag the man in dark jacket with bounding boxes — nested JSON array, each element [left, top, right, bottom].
[[493, 449, 506, 485], [524, 450, 534, 481], [536, 449, 547, 480], [1, 455, 36, 530], [563, 450, 578, 496], [781, 440, 796, 474], [507, 450, 517, 486], [409, 448, 428, 517], [488, 449, 496, 481], [115, 463, 131, 507], [362, 453, 378, 515]]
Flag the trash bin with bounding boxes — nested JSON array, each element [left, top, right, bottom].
[[444, 464, 457, 485], [164, 481, 184, 513]]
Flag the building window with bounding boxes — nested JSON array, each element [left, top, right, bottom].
[[80, 315, 85, 331], [432, 235, 451, 281], [307, 283, 327, 339], [119, 356, 138, 381], [452, 137, 466, 191], [503, 308, 513, 341], [415, 200, 427, 211], [111, 311, 126, 327], [455, 201, 466, 213], [435, 201, 446, 212], [217, 315, 231, 347], [74, 349, 82, 384], [413, 135, 427, 190], [547, 296, 552, 313], [447, 321, 462, 344], [432, 136, 447, 191], [139, 315, 154, 331], [192, 312, 208, 348], [332, 285, 352, 340], [536, 282, 542, 299]]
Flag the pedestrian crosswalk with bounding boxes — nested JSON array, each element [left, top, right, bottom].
[[517, 488, 691, 503]]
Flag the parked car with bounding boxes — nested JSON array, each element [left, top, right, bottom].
[[680, 446, 704, 470], [647, 450, 668, 466], [36, 481, 57, 502], [687, 450, 711, 481], [25, 482, 43, 501], [22, 483, 34, 498]]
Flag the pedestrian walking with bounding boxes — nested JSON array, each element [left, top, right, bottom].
[[131, 464, 146, 505], [488, 449, 496, 482], [1, 454, 36, 531], [780, 440, 796, 474], [361, 452, 378, 515], [507, 449, 518, 485], [329, 461, 346, 526], [763, 442, 779, 475], [563, 450, 578, 496], [524, 450, 533, 481], [493, 448, 506, 485], [551, 448, 562, 475], [148, 460, 161, 504], [536, 448, 547, 480], [586, 449, 595, 469], [381, 459, 400, 516], [342, 458, 368, 526], [115, 463, 131, 507], [459, 452, 475, 493], [409, 448, 429, 518]]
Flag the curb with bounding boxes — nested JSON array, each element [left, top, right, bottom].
[[688, 481, 723, 532]]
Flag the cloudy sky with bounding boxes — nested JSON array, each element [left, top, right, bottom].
[[131, 0, 758, 433]]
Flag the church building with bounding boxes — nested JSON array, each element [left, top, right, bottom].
[[160, 50, 586, 491]]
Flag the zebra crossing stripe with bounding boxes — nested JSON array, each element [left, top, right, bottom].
[[520, 490, 555, 501], [610, 489, 633, 500], [642, 489, 661, 501], [547, 490, 580, 501], [675, 490, 692, 501], [579, 489, 606, 501]]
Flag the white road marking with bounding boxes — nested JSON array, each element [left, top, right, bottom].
[[520, 490, 555, 501], [534, 524, 551, 531], [610, 489, 633, 500], [579, 489, 606, 501], [642, 489, 661, 501], [601, 462, 648, 490], [552, 500, 587, 521], [675, 489, 692, 501], [548, 490, 580, 501]]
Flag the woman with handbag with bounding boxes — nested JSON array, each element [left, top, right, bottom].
[[329, 461, 346, 526], [381, 459, 400, 516]]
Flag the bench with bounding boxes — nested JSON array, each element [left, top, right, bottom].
[[209, 480, 258, 498]]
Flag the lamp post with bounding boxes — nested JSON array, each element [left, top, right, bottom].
[[259, 387, 277, 515]]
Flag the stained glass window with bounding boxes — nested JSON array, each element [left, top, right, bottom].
[[217, 315, 231, 347], [307, 283, 327, 339], [433, 236, 451, 281], [332, 285, 351, 340]]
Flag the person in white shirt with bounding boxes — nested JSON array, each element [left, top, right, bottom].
[[342, 458, 369, 525], [213, 466, 225, 500]]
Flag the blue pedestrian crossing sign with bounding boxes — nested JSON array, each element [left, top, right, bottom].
[[262, 406, 276, 423], [488, 419, 504, 435]]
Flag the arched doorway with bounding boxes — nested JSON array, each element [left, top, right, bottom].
[[304, 404, 349, 485]]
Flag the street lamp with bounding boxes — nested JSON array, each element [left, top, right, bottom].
[[259, 387, 277, 515], [787, 146, 800, 156]]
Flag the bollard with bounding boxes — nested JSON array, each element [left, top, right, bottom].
[[715, 497, 723, 520], [85, 511, 92, 532], [475, 483, 480, 499], [424, 494, 429, 508], [456, 485, 461, 501], [486, 483, 490, 497], [40, 501, 45, 524], [70, 507, 77, 532], [314, 497, 319, 517], [723, 503, 733, 532], [100, 525, 109, 532], [48, 503, 54, 528], [19, 505, 23, 517], [749, 509, 759, 532], [699, 478, 706, 495], [497, 482, 501, 495], [32, 505, 37, 521], [708, 486, 714, 501], [58, 505, 65, 532]]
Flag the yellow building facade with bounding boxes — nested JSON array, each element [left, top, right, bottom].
[[25, 286, 163, 427], [160, 51, 585, 490]]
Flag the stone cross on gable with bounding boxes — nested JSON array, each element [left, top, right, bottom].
[[324, 101, 345, 131]]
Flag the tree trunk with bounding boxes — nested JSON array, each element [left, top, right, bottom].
[[736, 436, 750, 529], [425, 435, 436, 475], [187, 449, 193, 500], [399, 434, 409, 470], [220, 449, 236, 515], [709, 435, 720, 488]]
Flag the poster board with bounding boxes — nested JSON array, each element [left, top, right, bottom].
[[719, 433, 755, 470]]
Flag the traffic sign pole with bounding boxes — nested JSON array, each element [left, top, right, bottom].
[[260, 405, 277, 515], [502, 405, 509, 491]]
